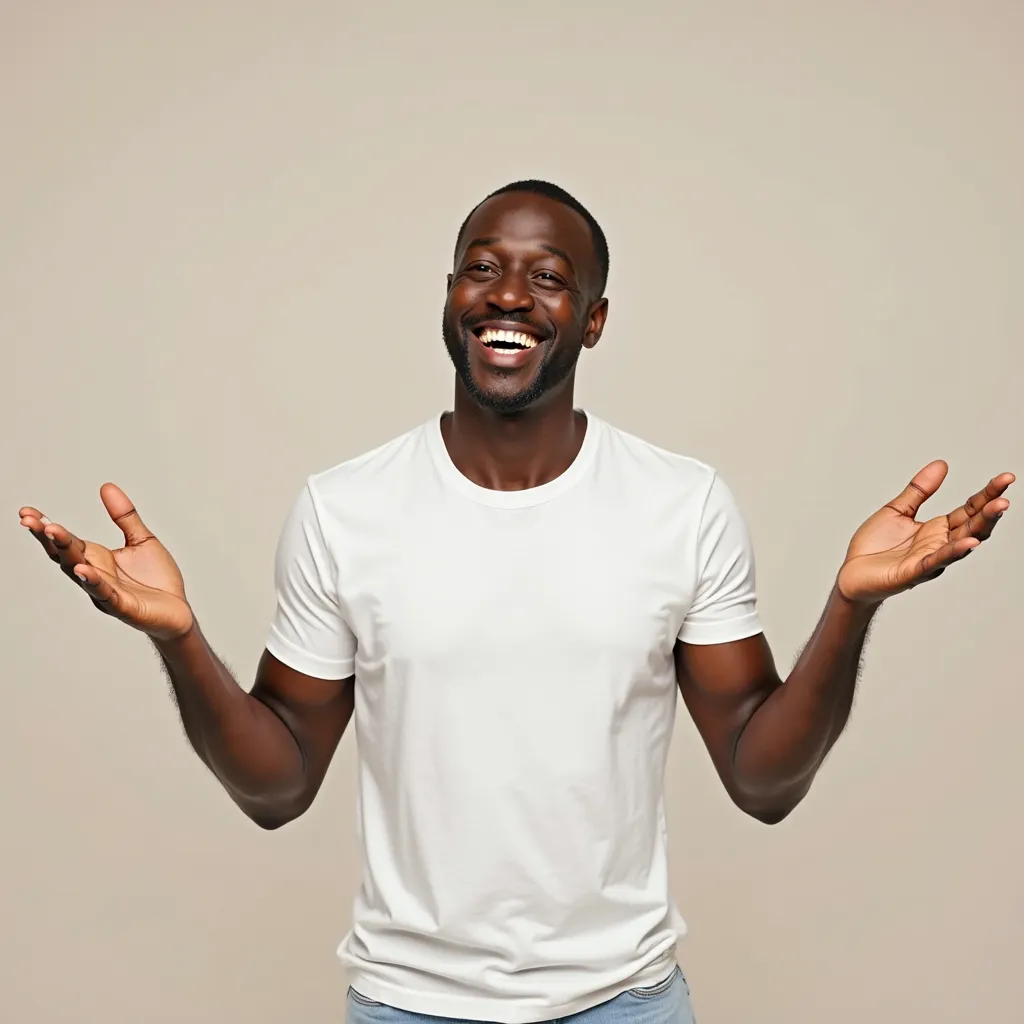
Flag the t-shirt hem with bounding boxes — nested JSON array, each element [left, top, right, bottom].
[[265, 629, 354, 679], [677, 611, 763, 646], [346, 956, 678, 1024]]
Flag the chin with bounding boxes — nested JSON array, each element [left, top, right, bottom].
[[466, 380, 542, 415], [459, 363, 542, 415]]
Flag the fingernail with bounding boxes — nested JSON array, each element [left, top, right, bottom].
[[40, 517, 50, 525], [75, 573, 87, 583]]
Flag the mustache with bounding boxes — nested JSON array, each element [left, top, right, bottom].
[[462, 311, 551, 340]]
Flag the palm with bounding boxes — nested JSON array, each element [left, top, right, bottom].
[[19, 483, 193, 640], [843, 510, 956, 596], [85, 535, 189, 625], [837, 461, 1014, 604]]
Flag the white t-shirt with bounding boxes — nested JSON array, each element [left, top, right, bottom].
[[265, 411, 761, 1024]]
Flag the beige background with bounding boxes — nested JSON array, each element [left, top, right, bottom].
[[3, 2, 1022, 1022]]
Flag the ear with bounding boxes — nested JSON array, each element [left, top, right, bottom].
[[582, 298, 609, 350]]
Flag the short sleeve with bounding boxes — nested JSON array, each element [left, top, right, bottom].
[[677, 473, 763, 646], [265, 480, 357, 679]]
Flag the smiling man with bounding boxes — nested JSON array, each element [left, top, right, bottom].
[[443, 185, 608, 420], [20, 180, 1013, 1024]]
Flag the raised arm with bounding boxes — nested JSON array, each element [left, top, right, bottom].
[[19, 483, 354, 829], [676, 462, 1013, 824]]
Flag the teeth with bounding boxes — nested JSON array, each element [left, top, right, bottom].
[[479, 328, 539, 349]]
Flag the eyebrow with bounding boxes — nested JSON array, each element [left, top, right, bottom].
[[464, 238, 578, 277], [540, 243, 575, 274]]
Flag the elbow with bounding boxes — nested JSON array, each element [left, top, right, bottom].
[[205, 754, 316, 830], [730, 778, 811, 825], [741, 803, 795, 825], [245, 803, 308, 830], [248, 810, 295, 830], [231, 790, 311, 830], [252, 816, 293, 831]]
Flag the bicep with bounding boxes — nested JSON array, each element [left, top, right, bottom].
[[251, 650, 355, 793], [673, 471, 781, 791], [674, 635, 781, 794], [266, 481, 357, 680], [256, 480, 358, 789]]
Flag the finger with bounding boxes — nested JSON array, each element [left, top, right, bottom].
[[950, 497, 1010, 542], [917, 535, 980, 577], [72, 561, 129, 615], [887, 460, 949, 518], [21, 513, 82, 569], [946, 472, 1016, 529], [99, 483, 154, 546], [20, 511, 61, 560], [43, 522, 90, 577]]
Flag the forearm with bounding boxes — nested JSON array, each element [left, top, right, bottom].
[[733, 585, 879, 816], [152, 623, 306, 825]]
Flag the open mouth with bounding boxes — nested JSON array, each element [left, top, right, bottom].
[[474, 327, 542, 351]]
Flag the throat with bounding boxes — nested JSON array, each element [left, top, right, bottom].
[[440, 407, 588, 492]]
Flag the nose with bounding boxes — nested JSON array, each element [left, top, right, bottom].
[[485, 269, 534, 314]]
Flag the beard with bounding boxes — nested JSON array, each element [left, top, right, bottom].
[[441, 313, 583, 415]]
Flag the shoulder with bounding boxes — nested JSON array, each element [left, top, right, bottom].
[[593, 416, 754, 536], [275, 420, 436, 544], [304, 419, 435, 511], [273, 425, 431, 571], [596, 416, 719, 495]]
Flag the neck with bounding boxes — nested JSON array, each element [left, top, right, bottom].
[[441, 379, 585, 491]]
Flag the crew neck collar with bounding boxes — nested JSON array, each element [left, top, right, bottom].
[[425, 410, 600, 508]]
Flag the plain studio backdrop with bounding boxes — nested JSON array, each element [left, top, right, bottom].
[[2, 3, 1021, 1022]]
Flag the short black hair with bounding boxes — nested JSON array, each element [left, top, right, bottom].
[[454, 179, 609, 295]]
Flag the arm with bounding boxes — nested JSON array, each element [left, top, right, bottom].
[[20, 480, 355, 830], [677, 462, 1013, 825], [154, 627, 354, 829], [675, 587, 875, 824]]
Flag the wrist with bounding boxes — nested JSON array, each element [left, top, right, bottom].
[[151, 615, 199, 659], [832, 578, 883, 624]]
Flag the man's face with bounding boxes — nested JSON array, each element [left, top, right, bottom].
[[443, 192, 607, 414]]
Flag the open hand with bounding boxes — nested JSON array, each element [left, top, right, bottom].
[[19, 483, 194, 640], [837, 461, 1014, 605]]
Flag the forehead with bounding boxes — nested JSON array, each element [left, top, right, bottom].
[[458, 192, 596, 276]]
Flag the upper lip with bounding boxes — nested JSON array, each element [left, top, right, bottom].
[[471, 320, 547, 341]]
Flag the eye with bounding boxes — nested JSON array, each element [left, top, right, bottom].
[[534, 271, 566, 287], [466, 262, 495, 275]]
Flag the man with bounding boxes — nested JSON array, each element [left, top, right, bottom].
[[20, 180, 1013, 1024]]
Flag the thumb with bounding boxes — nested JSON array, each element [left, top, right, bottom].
[[99, 482, 154, 545], [886, 460, 949, 518]]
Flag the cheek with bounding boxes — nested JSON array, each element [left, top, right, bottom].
[[546, 294, 583, 329], [448, 280, 483, 311]]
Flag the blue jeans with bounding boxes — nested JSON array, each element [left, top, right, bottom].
[[346, 967, 696, 1024]]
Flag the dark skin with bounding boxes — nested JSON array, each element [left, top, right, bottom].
[[18, 191, 1014, 828], [441, 192, 608, 489]]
